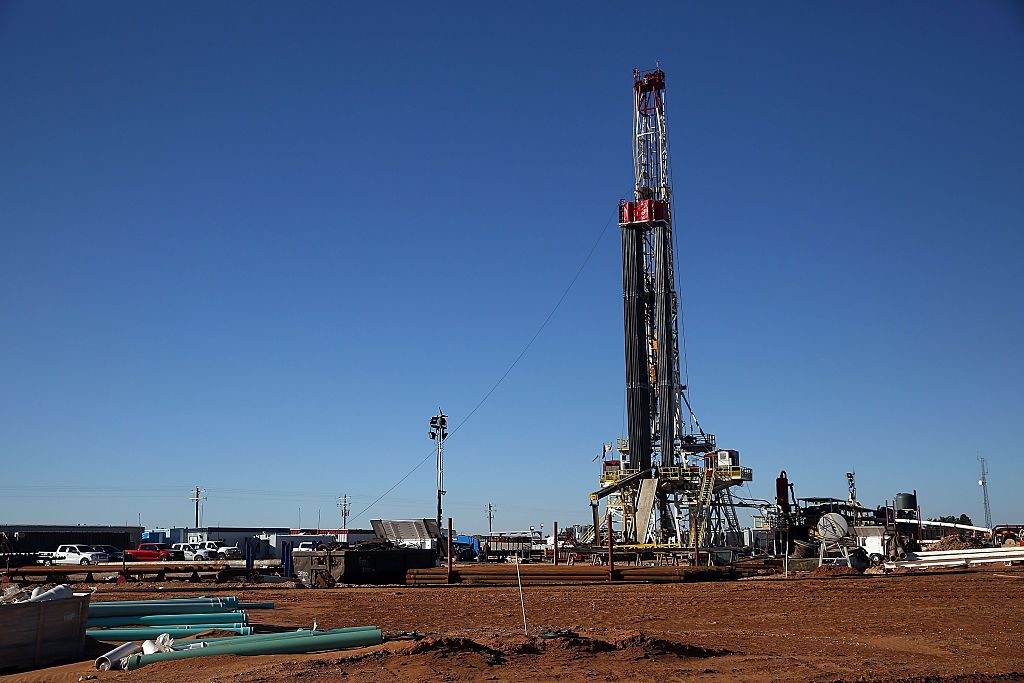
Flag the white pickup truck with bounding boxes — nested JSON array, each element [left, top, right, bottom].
[[38, 545, 110, 566], [191, 541, 243, 561], [170, 543, 199, 560]]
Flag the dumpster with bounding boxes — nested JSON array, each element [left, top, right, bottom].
[[0, 592, 91, 671], [292, 549, 435, 586]]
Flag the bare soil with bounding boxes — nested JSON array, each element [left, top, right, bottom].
[[5, 567, 1024, 682], [931, 534, 987, 551]]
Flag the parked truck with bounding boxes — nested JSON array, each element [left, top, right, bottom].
[[123, 543, 185, 562], [38, 545, 110, 565], [191, 541, 243, 560]]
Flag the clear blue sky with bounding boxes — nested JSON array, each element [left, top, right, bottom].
[[2, 2, 1022, 533]]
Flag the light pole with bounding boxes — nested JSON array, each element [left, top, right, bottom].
[[978, 455, 993, 529], [429, 409, 448, 531]]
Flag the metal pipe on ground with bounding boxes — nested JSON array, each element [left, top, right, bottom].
[[90, 597, 233, 606], [87, 612, 247, 627], [91, 596, 235, 602], [191, 626, 379, 646], [123, 628, 382, 670], [90, 598, 218, 602], [95, 642, 142, 671], [88, 602, 238, 618], [134, 623, 249, 631], [88, 626, 252, 640]]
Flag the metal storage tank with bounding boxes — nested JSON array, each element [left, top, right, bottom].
[[894, 492, 918, 511]]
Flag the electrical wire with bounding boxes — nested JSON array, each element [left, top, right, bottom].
[[664, 78, 694, 434], [349, 206, 620, 523], [3, 207, 620, 520]]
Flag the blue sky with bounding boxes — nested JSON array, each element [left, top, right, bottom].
[[2, 2, 1022, 533]]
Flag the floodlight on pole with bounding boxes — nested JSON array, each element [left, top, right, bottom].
[[429, 408, 448, 530]]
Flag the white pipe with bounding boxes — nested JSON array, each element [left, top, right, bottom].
[[918, 520, 991, 533], [911, 547, 1024, 559], [29, 584, 73, 602], [887, 547, 1024, 569], [142, 634, 175, 654], [96, 642, 142, 671]]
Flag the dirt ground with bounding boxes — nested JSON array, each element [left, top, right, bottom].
[[5, 567, 1024, 682]]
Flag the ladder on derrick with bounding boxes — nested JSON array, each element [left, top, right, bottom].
[[692, 467, 717, 549], [722, 489, 740, 534]]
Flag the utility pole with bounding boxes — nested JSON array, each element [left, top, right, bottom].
[[428, 408, 448, 531], [485, 503, 495, 533], [189, 487, 206, 528], [337, 495, 351, 529], [978, 455, 993, 529]]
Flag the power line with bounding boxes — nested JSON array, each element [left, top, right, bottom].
[[350, 207, 619, 523], [337, 495, 351, 528]]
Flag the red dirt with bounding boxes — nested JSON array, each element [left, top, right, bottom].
[[930, 534, 987, 551], [810, 564, 862, 577], [5, 568, 1024, 682]]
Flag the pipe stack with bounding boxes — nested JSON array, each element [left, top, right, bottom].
[[88, 595, 382, 672], [86, 596, 268, 641], [122, 627, 382, 670], [406, 564, 737, 585]]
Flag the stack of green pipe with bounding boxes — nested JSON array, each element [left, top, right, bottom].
[[123, 628, 382, 670], [88, 611, 248, 627]]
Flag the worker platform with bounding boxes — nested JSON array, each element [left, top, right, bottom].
[[598, 452, 752, 496]]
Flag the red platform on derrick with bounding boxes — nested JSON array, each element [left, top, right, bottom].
[[619, 199, 668, 225]]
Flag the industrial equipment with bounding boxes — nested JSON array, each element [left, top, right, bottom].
[[815, 512, 857, 567], [589, 67, 752, 557]]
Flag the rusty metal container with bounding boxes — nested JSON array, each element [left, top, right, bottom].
[[0, 593, 91, 671], [292, 549, 435, 586]]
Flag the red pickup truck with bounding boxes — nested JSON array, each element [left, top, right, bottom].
[[123, 543, 186, 562]]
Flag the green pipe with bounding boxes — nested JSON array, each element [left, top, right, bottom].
[[90, 593, 224, 606], [87, 612, 247, 627], [193, 626, 379, 645], [157, 623, 248, 631], [88, 603, 237, 618], [124, 629, 382, 670], [90, 598, 235, 607], [236, 602, 274, 609], [96, 623, 252, 632], [90, 598, 233, 607], [93, 612, 247, 626], [88, 626, 252, 640]]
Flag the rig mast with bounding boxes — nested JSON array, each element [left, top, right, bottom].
[[591, 68, 751, 552]]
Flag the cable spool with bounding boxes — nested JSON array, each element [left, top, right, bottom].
[[817, 513, 849, 542]]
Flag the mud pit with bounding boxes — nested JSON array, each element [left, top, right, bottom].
[[5, 568, 1024, 682]]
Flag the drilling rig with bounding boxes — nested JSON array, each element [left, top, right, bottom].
[[589, 67, 752, 556]]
